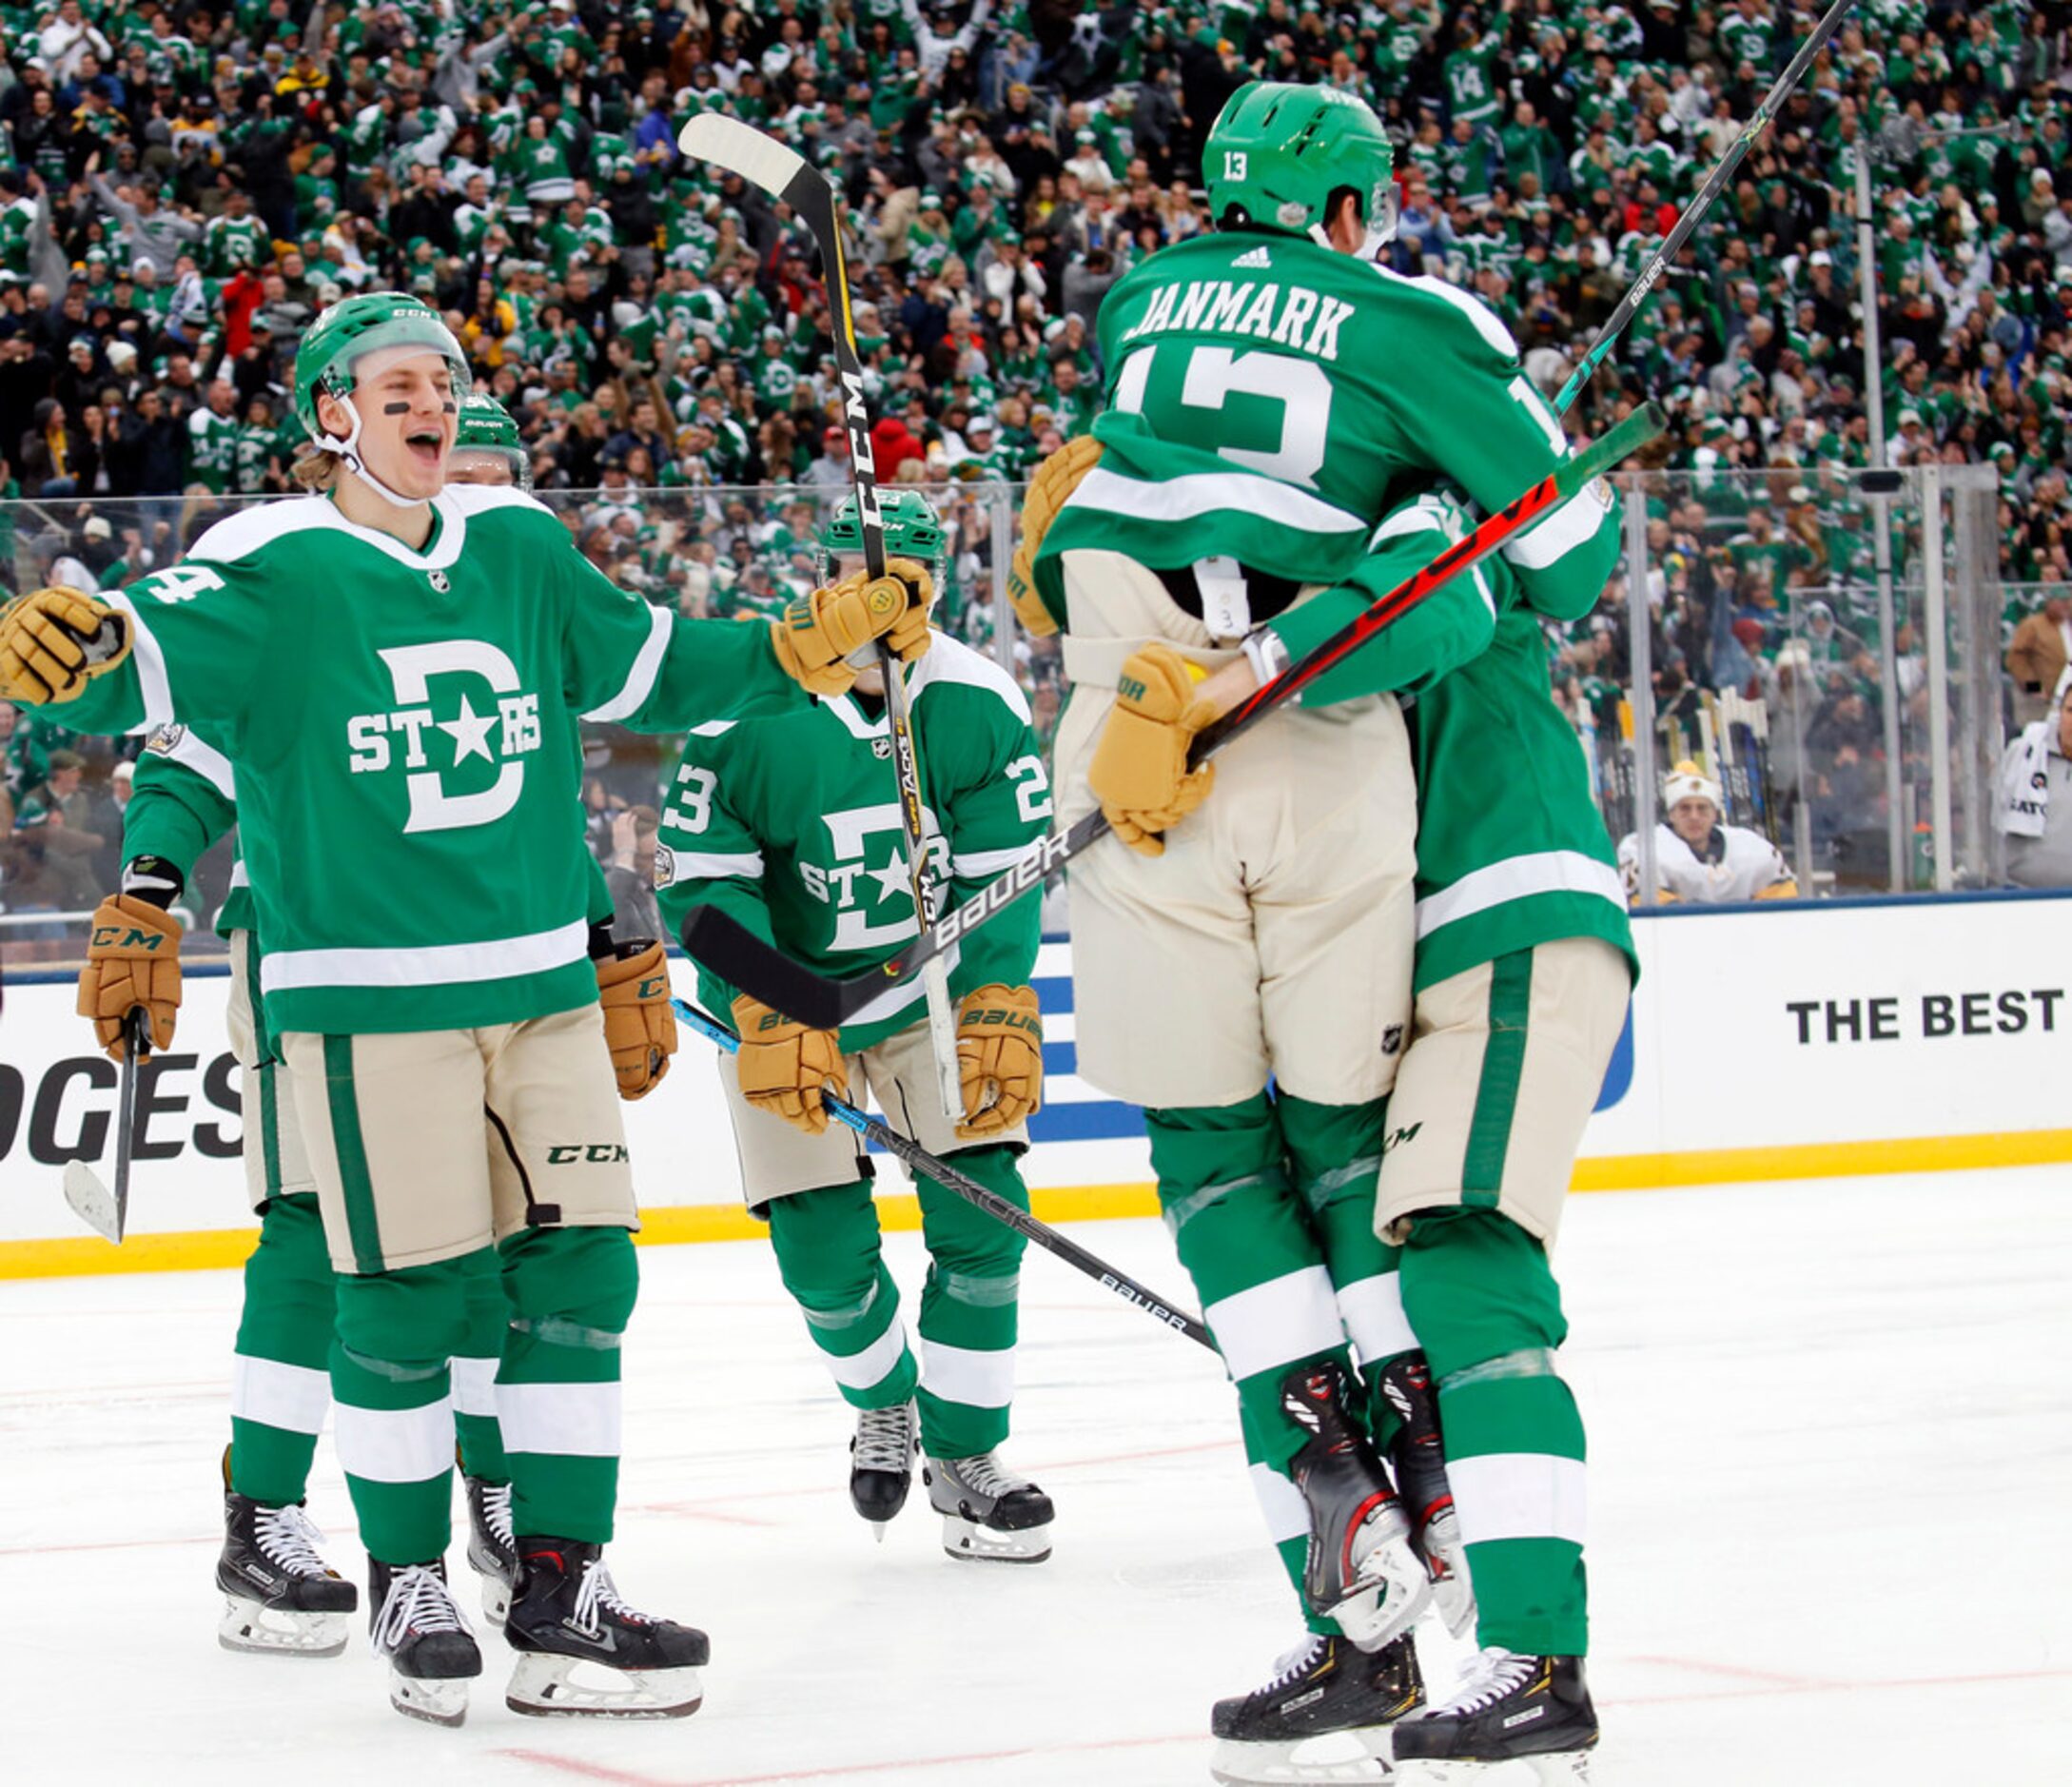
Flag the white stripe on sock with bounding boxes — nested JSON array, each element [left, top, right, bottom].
[[1248, 1461, 1310, 1545], [1205, 1266, 1344, 1383], [1335, 1272, 1418, 1366], [821, 1315, 912, 1393], [230, 1353, 330, 1436], [1448, 1452, 1588, 1546], [920, 1338, 1016, 1409], [497, 1381, 623, 1459], [449, 1355, 498, 1419], [333, 1397, 454, 1484]]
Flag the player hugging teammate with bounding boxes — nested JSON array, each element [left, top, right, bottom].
[[1018, 82, 1633, 1784], [0, 292, 928, 1727]]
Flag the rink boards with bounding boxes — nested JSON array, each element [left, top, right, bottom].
[[2, 889, 2068, 1276]]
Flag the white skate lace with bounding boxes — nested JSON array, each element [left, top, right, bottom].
[[1430, 1647, 1535, 1716], [253, 1503, 333, 1579], [943, 1452, 1029, 1501], [480, 1482, 514, 1549], [1261, 1634, 1331, 1695], [571, 1559, 654, 1637], [853, 1404, 914, 1474], [371, 1564, 471, 1656]]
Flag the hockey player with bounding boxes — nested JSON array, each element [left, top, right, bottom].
[[447, 390, 533, 490], [1617, 760, 1797, 903], [1022, 83, 1619, 1779], [1, 291, 929, 1725], [660, 490, 1057, 1563]]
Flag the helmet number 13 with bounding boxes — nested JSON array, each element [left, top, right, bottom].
[[1114, 343, 1333, 487], [1222, 150, 1247, 181]]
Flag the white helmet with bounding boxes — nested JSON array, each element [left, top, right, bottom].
[[1663, 759, 1722, 814]]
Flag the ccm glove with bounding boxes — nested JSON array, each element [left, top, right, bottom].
[[771, 556, 933, 697], [1087, 643, 1218, 856], [732, 993, 848, 1135], [77, 892, 183, 1056], [954, 983, 1044, 1139], [595, 938, 676, 1100], [1007, 435, 1104, 638], [0, 586, 129, 704]]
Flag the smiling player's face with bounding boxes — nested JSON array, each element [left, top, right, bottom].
[[324, 351, 456, 501]]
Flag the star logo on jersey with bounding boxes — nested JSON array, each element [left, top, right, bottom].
[[437, 694, 498, 766], [802, 803, 949, 952], [343, 640, 545, 833]]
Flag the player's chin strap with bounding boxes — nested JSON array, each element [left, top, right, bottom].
[[316, 391, 422, 511]]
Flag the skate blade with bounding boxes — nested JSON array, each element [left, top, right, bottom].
[[217, 1596, 349, 1659], [389, 1670, 470, 1728], [505, 1651, 703, 1718], [938, 1513, 1052, 1564], [1208, 1727, 1395, 1785], [1397, 1754, 1591, 1786]]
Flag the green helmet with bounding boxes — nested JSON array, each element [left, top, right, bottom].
[[293, 289, 471, 444], [1204, 82, 1397, 252], [451, 390, 532, 491], [818, 488, 948, 591]]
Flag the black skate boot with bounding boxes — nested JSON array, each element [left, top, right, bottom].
[[1392, 1651, 1597, 1784], [367, 1557, 482, 1727], [1281, 1361, 1430, 1649], [850, 1399, 917, 1539], [922, 1452, 1054, 1563], [504, 1538, 708, 1718], [462, 1475, 516, 1626], [216, 1480, 358, 1658], [1379, 1353, 1474, 1637], [1209, 1632, 1424, 1785]]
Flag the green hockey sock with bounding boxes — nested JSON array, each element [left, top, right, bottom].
[[498, 1225, 635, 1543], [767, 1180, 919, 1414], [1399, 1208, 1587, 1657], [453, 1247, 509, 1483], [914, 1145, 1027, 1459], [229, 1192, 335, 1507]]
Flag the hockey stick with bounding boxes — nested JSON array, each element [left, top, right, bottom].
[[61, 1008, 145, 1244], [678, 109, 964, 1120], [685, 402, 1667, 1028], [1554, 0, 1858, 416], [672, 997, 1215, 1350]]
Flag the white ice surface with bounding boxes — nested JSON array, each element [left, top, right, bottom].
[[4, 1167, 2068, 1787]]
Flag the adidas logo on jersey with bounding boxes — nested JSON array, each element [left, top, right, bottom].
[[1231, 245, 1273, 268]]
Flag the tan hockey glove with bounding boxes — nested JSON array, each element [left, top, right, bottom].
[[595, 938, 676, 1100], [954, 982, 1044, 1139], [0, 585, 129, 704], [77, 894, 183, 1057], [732, 992, 848, 1134], [1088, 644, 1218, 857], [770, 556, 934, 697], [1007, 435, 1103, 639]]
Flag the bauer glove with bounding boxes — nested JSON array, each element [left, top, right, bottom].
[[732, 992, 848, 1135], [1088, 643, 1218, 856], [77, 891, 183, 1057], [595, 937, 676, 1100], [1007, 435, 1103, 639], [953, 982, 1043, 1139], [771, 556, 933, 697], [0, 585, 130, 704]]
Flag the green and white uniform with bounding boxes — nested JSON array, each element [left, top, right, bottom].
[[67, 482, 805, 1566], [656, 635, 1051, 1459]]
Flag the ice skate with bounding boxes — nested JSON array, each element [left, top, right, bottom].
[[503, 1538, 707, 1718], [1281, 1361, 1431, 1648], [367, 1558, 481, 1727], [923, 1451, 1054, 1563], [1392, 1650, 1596, 1784], [463, 1475, 516, 1626], [850, 1399, 917, 1539], [216, 1484, 357, 1658], [1209, 1631, 1423, 1785], [1379, 1354, 1474, 1637]]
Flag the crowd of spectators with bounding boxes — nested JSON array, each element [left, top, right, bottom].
[[5, 0, 2071, 930]]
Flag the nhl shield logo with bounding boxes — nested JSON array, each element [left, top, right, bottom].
[[1380, 1024, 1404, 1056], [871, 737, 892, 758], [429, 569, 451, 592]]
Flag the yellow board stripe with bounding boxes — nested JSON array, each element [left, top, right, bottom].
[[8, 1129, 2070, 1280]]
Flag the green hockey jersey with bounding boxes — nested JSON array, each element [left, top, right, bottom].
[[655, 635, 1051, 1054], [1033, 232, 1618, 635], [69, 485, 803, 1034]]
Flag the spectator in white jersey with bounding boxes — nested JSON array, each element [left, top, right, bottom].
[[1997, 669, 2072, 890], [1619, 761, 1797, 905]]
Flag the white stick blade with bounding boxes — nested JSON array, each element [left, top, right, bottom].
[[676, 113, 808, 199], [62, 1160, 121, 1243]]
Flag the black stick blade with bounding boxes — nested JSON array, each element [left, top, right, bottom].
[[681, 906, 867, 1028]]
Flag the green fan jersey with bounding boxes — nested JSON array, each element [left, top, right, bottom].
[[1032, 231, 1619, 632], [68, 485, 802, 1035], [1373, 497, 1635, 992], [204, 213, 271, 277], [655, 635, 1052, 1054], [186, 407, 240, 493]]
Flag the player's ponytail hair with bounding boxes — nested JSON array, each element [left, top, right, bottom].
[[290, 442, 344, 491]]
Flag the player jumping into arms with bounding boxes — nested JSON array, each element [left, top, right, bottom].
[[4, 293, 927, 1725], [1020, 83, 1618, 1783], [662, 491, 1057, 1563], [75, 396, 578, 1656]]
